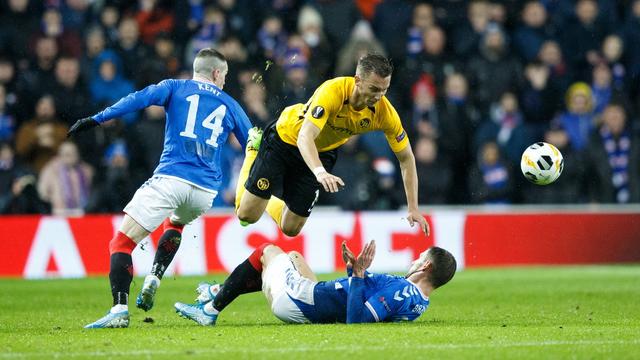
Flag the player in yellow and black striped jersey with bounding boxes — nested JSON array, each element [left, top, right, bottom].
[[235, 54, 430, 238]]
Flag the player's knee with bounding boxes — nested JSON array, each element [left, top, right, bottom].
[[236, 208, 260, 224], [281, 223, 302, 237]]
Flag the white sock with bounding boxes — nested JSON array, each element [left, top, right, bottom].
[[111, 304, 128, 313], [145, 274, 161, 286], [204, 302, 219, 315]]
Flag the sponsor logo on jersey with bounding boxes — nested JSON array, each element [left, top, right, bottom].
[[379, 296, 391, 312], [395, 130, 406, 142], [257, 178, 270, 191], [359, 118, 370, 128], [312, 106, 325, 119]]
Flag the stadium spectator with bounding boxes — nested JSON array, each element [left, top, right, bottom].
[[474, 91, 532, 167], [468, 141, 514, 204], [135, 0, 175, 46], [335, 20, 386, 76], [402, 25, 461, 94], [241, 82, 272, 129], [256, 14, 288, 62], [452, 0, 490, 58], [24, 36, 59, 97], [624, 0, 640, 100], [126, 106, 162, 177], [321, 136, 375, 210], [86, 140, 136, 213], [90, 53, 135, 122], [115, 17, 150, 86], [585, 104, 640, 203], [538, 40, 571, 92], [297, 5, 333, 81], [437, 73, 479, 203], [175, 241, 456, 325], [59, 0, 91, 33], [560, 0, 608, 81], [184, 6, 226, 67], [557, 82, 596, 151], [217, 0, 259, 46], [15, 95, 67, 173], [0, 84, 16, 141], [0, 141, 49, 214], [52, 56, 93, 126], [36, 8, 82, 58], [591, 63, 628, 115], [0, 0, 40, 64], [406, 3, 436, 59], [414, 136, 452, 205], [466, 23, 523, 114], [37, 140, 93, 216], [80, 27, 107, 79], [0, 57, 29, 123], [601, 34, 626, 92], [97, 5, 121, 47], [519, 61, 562, 138], [137, 33, 181, 87], [513, 1, 555, 62], [406, 73, 439, 142], [316, 0, 361, 52]]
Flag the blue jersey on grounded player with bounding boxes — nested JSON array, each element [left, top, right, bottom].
[[91, 79, 252, 192], [293, 272, 430, 323]]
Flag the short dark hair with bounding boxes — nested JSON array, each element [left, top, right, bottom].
[[196, 48, 227, 63], [357, 54, 393, 78], [426, 246, 457, 288]]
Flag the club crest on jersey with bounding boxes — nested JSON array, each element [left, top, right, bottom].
[[257, 178, 270, 191], [359, 118, 370, 128], [395, 130, 406, 142], [311, 106, 325, 119]]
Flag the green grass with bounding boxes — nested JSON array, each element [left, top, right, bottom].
[[1, 266, 639, 359]]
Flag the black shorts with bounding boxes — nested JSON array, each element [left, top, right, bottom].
[[245, 123, 337, 217]]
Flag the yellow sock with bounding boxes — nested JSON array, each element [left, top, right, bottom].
[[235, 147, 258, 211], [265, 196, 285, 228]]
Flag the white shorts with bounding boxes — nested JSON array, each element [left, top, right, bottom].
[[262, 254, 316, 324], [123, 176, 217, 232]]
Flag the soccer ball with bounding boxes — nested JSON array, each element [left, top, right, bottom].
[[520, 142, 564, 185]]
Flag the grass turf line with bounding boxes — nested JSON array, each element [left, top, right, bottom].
[[0, 266, 638, 359]]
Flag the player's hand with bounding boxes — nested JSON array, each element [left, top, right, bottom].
[[341, 240, 356, 269], [352, 240, 376, 278], [407, 209, 430, 237], [67, 117, 99, 137], [315, 171, 345, 193]]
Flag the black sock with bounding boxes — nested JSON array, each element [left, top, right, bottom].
[[213, 260, 262, 311], [110, 252, 133, 306], [150, 229, 182, 279]]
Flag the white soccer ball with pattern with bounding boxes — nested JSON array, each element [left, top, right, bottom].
[[520, 142, 564, 185]]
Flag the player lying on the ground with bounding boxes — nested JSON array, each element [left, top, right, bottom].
[[174, 241, 456, 325]]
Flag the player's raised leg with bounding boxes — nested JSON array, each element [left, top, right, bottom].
[[175, 243, 271, 326], [235, 127, 269, 224], [84, 215, 149, 329], [136, 218, 185, 311]]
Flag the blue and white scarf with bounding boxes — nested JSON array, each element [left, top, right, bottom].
[[600, 126, 631, 203]]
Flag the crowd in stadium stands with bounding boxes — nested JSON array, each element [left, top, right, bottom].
[[1, 0, 639, 215]]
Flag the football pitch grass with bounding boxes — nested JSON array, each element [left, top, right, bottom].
[[1, 266, 639, 359]]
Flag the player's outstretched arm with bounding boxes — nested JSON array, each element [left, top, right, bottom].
[[394, 146, 430, 236], [345, 241, 377, 324], [67, 117, 99, 137], [297, 120, 344, 193]]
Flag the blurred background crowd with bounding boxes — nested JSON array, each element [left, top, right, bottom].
[[1, 0, 639, 216]]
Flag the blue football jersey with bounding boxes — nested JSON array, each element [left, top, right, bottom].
[[92, 79, 252, 192], [294, 273, 430, 323]]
